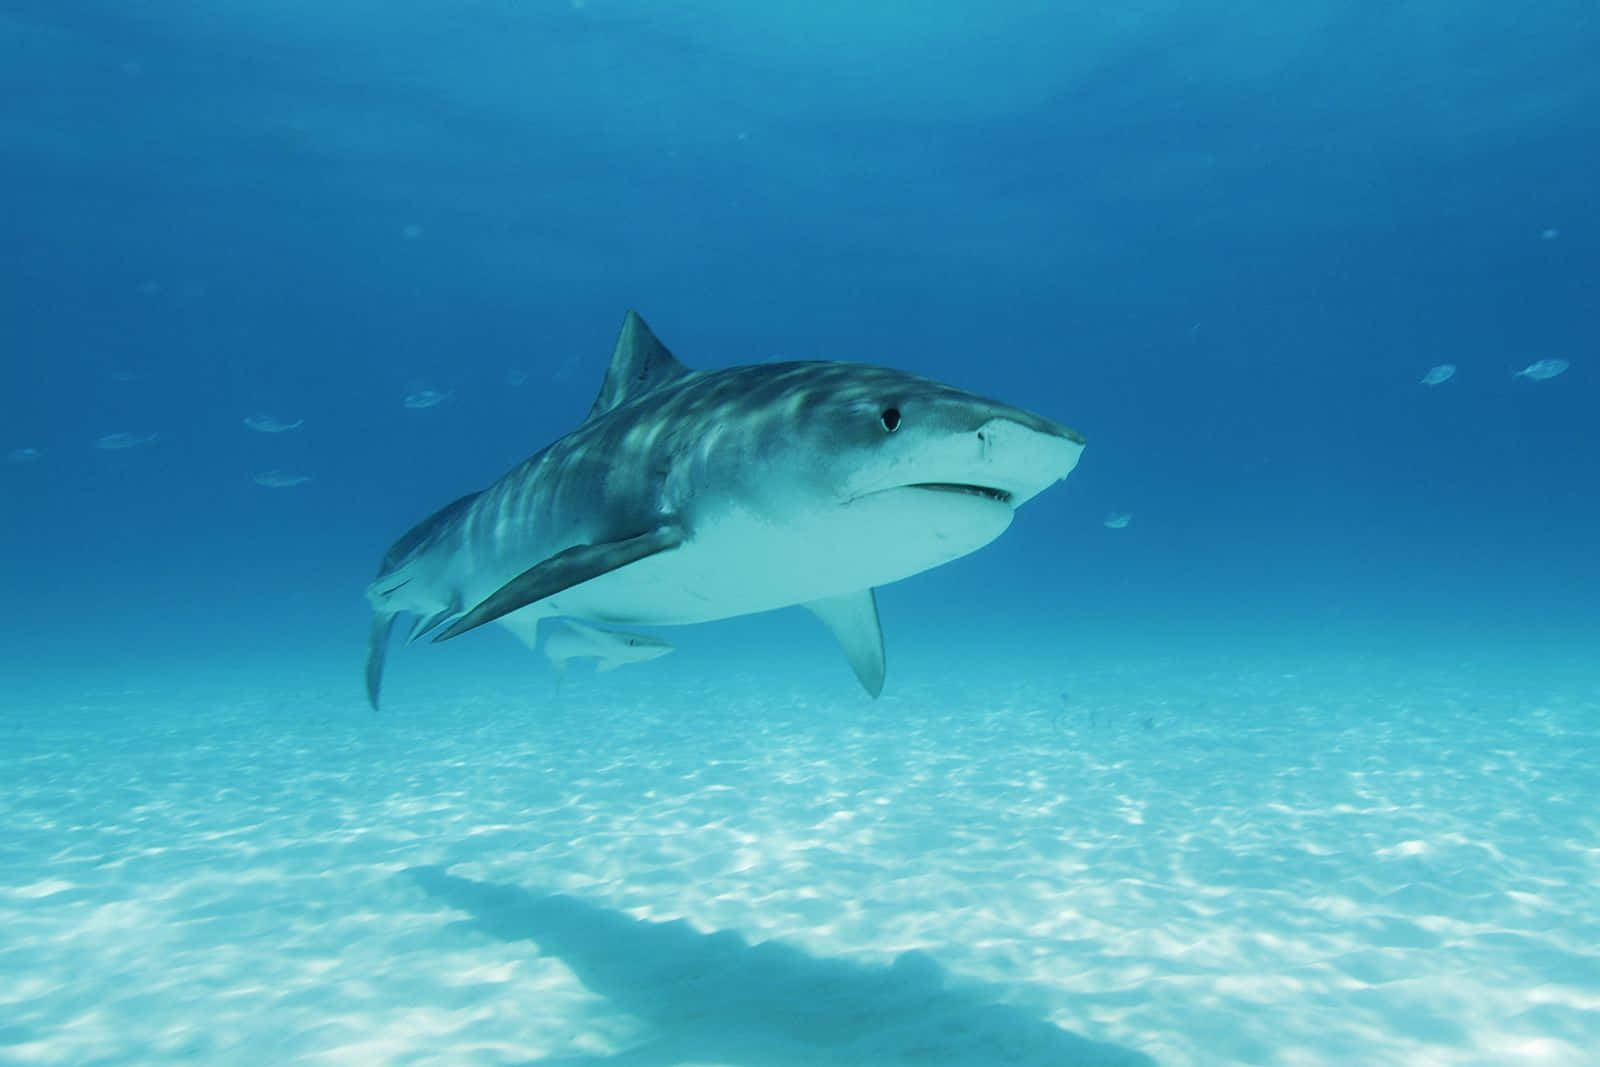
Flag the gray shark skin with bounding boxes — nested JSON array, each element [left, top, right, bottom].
[[405, 866, 1156, 1067], [366, 311, 1084, 708]]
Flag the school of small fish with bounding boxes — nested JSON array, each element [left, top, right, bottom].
[[1415, 358, 1573, 386], [6, 333, 1581, 534]]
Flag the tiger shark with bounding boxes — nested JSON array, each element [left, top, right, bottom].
[[365, 311, 1084, 707]]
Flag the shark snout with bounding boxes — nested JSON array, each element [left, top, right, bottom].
[[969, 415, 1085, 504], [976, 405, 1085, 447]]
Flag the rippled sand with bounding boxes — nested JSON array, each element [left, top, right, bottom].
[[2, 653, 1595, 1065]]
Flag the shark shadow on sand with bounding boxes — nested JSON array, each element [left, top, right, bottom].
[[405, 866, 1156, 1067]]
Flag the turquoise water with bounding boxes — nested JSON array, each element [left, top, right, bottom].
[[5, 645, 1596, 1064], [3, 3, 1597, 1064]]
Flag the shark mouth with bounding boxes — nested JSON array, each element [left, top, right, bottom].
[[909, 482, 1014, 505]]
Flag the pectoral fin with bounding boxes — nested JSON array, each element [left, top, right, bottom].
[[406, 603, 460, 644], [366, 613, 399, 710], [805, 589, 885, 697], [434, 526, 685, 642]]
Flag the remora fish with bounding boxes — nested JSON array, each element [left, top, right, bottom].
[[541, 618, 674, 674], [364, 311, 1084, 707]]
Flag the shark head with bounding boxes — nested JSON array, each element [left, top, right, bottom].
[[674, 361, 1086, 595], [805, 366, 1085, 509]]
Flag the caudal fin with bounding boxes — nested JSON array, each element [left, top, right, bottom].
[[366, 613, 398, 710]]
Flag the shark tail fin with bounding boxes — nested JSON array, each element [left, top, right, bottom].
[[366, 612, 399, 710]]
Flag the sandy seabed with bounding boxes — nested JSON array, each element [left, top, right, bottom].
[[2, 652, 1596, 1066]]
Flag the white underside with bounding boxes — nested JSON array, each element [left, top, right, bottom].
[[524, 487, 1015, 628], [374, 417, 1082, 647]]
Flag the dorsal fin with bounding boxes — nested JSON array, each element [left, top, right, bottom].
[[586, 310, 691, 422]]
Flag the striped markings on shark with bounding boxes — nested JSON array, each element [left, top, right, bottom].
[[363, 310, 1086, 707]]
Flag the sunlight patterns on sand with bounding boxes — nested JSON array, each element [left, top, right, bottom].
[[1, 659, 1596, 1065]]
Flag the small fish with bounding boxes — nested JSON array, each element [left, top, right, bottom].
[[1104, 512, 1132, 529], [1420, 364, 1456, 386], [243, 414, 304, 433], [1514, 359, 1569, 381], [253, 469, 313, 488], [403, 389, 452, 409], [542, 619, 674, 674], [93, 432, 157, 450], [6, 447, 42, 465], [506, 368, 529, 387]]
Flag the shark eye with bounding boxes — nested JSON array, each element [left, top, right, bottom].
[[880, 407, 902, 433]]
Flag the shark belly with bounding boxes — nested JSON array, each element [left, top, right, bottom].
[[543, 489, 1016, 625]]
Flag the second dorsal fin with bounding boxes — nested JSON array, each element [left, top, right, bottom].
[[586, 310, 692, 422]]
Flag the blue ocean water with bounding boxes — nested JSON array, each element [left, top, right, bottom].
[[2, 3, 1596, 1065]]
